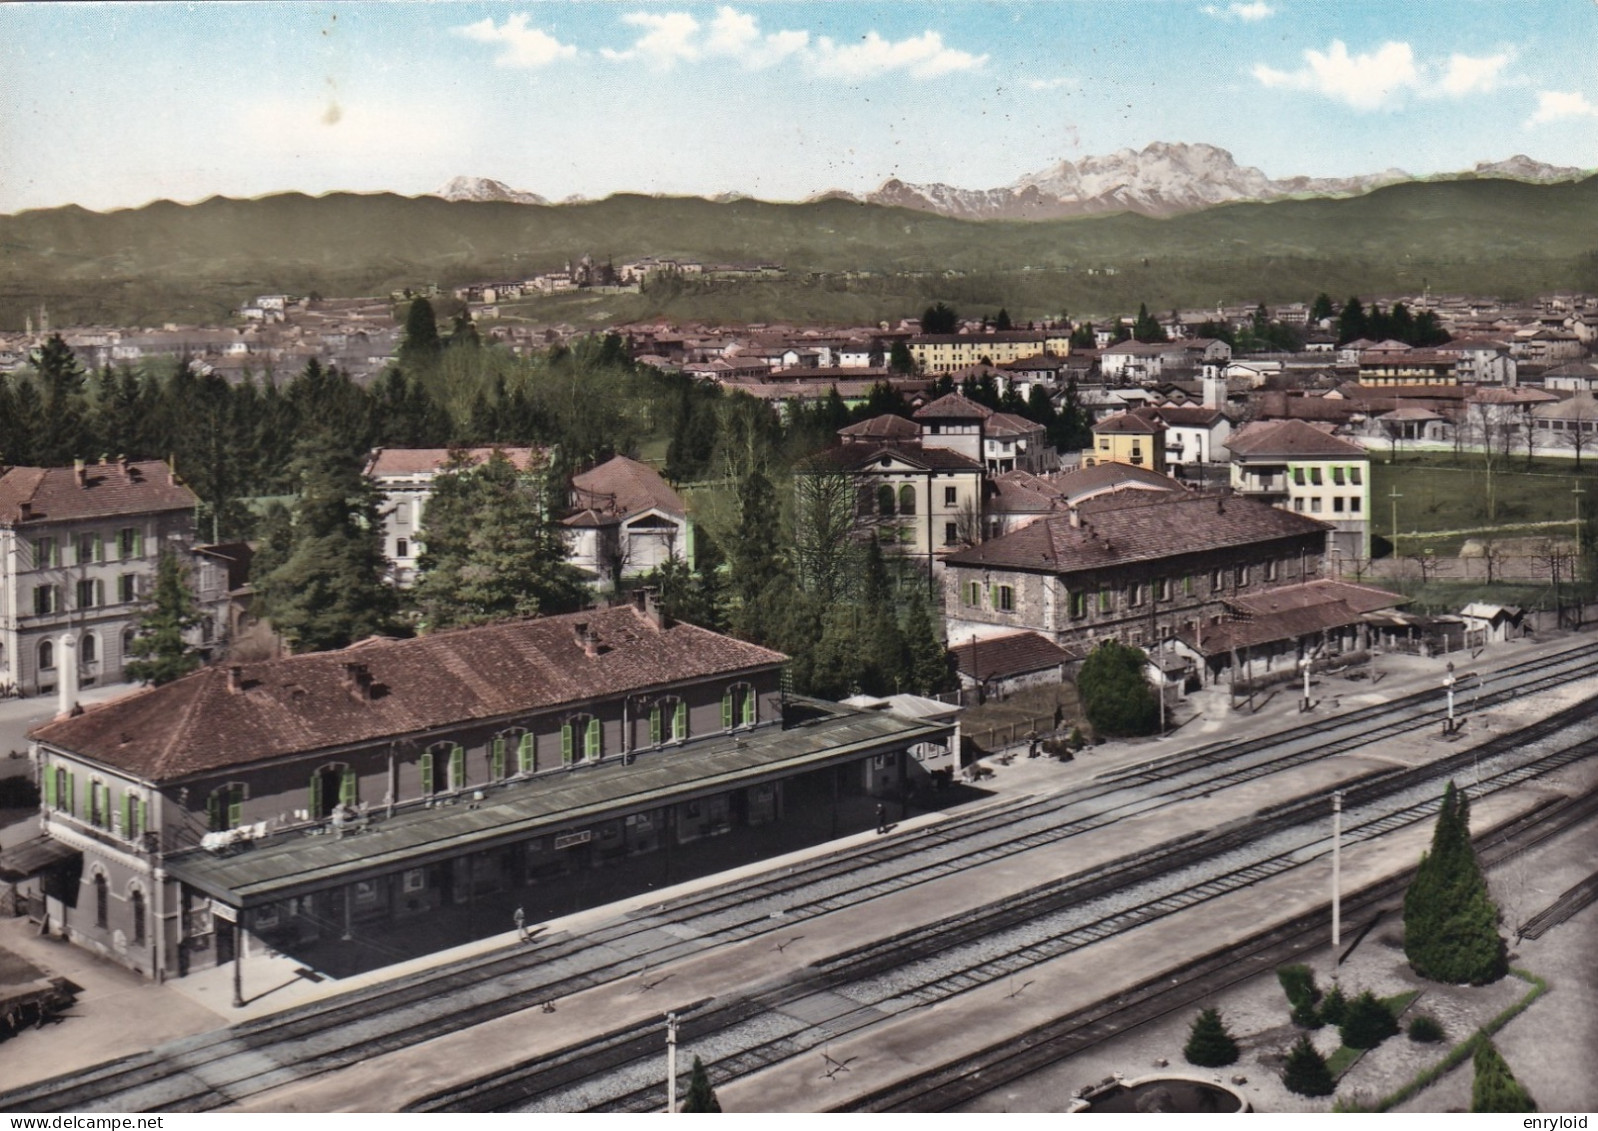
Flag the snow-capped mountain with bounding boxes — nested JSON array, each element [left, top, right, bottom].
[[854, 142, 1412, 220], [434, 176, 548, 205]]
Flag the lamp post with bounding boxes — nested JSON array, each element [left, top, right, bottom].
[[665, 1011, 679, 1113], [1443, 661, 1456, 736], [1331, 790, 1342, 977], [1299, 654, 1312, 713]]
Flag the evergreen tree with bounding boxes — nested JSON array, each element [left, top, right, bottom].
[[413, 450, 586, 630], [1471, 1036, 1537, 1113], [1183, 1007, 1240, 1067], [1132, 303, 1167, 343], [1282, 1034, 1336, 1097], [1337, 296, 1368, 344], [32, 334, 90, 465], [1318, 983, 1348, 1026], [1068, 321, 1096, 349], [726, 469, 786, 645], [124, 552, 204, 686], [257, 432, 400, 653], [400, 297, 443, 371], [889, 340, 916, 375], [902, 586, 953, 695], [993, 307, 1013, 331], [1076, 640, 1159, 736], [681, 1055, 722, 1113], [1403, 781, 1507, 985], [1309, 293, 1337, 325], [921, 302, 958, 334], [1338, 990, 1399, 1050]]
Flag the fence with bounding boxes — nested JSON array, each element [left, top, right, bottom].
[[966, 714, 1063, 755]]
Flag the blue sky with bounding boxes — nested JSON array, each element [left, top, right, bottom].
[[2, 1, 1596, 213]]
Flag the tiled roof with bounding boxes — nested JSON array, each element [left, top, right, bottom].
[[1468, 387, 1559, 405], [985, 412, 1044, 437], [1149, 405, 1226, 428], [1180, 600, 1364, 656], [910, 332, 1053, 345], [802, 442, 985, 474], [838, 414, 920, 441], [912, 392, 994, 421], [365, 447, 543, 478], [945, 491, 1327, 575], [30, 605, 787, 782], [1227, 579, 1406, 618], [1226, 420, 1367, 459], [569, 455, 686, 520], [0, 460, 197, 525], [1092, 410, 1166, 435], [1377, 406, 1446, 421], [953, 631, 1079, 682]]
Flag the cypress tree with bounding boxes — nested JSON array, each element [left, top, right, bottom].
[[681, 1055, 722, 1112], [1403, 781, 1507, 985], [1471, 1036, 1537, 1113], [1282, 1034, 1336, 1097], [1183, 1007, 1240, 1067]]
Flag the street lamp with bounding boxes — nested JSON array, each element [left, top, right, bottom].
[[665, 1012, 679, 1113]]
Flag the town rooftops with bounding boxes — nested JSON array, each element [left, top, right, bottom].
[[1148, 405, 1227, 428], [1092, 410, 1166, 436], [912, 392, 994, 421], [944, 490, 1328, 575], [365, 447, 544, 478], [567, 455, 686, 523], [30, 605, 787, 782], [0, 459, 197, 525], [1226, 419, 1368, 459], [838, 414, 920, 443], [910, 331, 1055, 345], [802, 442, 985, 474], [1467, 387, 1560, 406], [952, 631, 1079, 683], [985, 412, 1044, 437]]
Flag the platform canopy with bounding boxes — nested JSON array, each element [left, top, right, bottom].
[[0, 835, 80, 881]]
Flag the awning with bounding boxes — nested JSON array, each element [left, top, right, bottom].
[[0, 836, 81, 881]]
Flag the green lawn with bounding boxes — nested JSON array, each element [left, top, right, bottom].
[[1372, 454, 1596, 546], [1326, 989, 1423, 1079]]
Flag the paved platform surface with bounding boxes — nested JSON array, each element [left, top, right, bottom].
[[0, 632, 1589, 1106]]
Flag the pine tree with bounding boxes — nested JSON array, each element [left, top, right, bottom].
[[1282, 1034, 1336, 1097], [681, 1055, 722, 1112], [1338, 990, 1398, 1050], [1183, 1007, 1240, 1067], [1318, 983, 1348, 1026], [257, 432, 400, 653], [400, 297, 443, 371], [902, 587, 952, 695], [124, 552, 204, 686], [1471, 1036, 1537, 1112], [1403, 781, 1507, 985]]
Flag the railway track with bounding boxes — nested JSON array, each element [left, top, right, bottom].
[[1517, 870, 1598, 941], [407, 695, 1598, 1113], [5, 639, 1596, 1114]]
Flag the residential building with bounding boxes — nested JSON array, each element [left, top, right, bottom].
[[942, 490, 1330, 651], [365, 447, 545, 587], [1086, 410, 1168, 475], [983, 413, 1051, 474], [564, 456, 693, 588], [0, 459, 200, 697], [19, 598, 950, 981], [1226, 420, 1372, 562], [951, 630, 1078, 700], [1357, 349, 1458, 386], [908, 331, 1070, 374], [1151, 405, 1232, 469]]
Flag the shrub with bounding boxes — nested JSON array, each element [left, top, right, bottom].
[[1278, 963, 1321, 1026], [1407, 1015, 1445, 1043], [1183, 1007, 1240, 1067], [1076, 641, 1160, 736], [1283, 1034, 1336, 1097], [1471, 1035, 1537, 1113], [681, 1055, 722, 1113], [1319, 984, 1348, 1027], [1339, 990, 1400, 1050]]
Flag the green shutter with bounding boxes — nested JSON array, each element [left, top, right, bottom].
[[649, 705, 662, 746], [134, 530, 145, 558], [93, 533, 104, 563], [309, 771, 322, 816], [42, 765, 55, 809], [518, 733, 534, 774], [674, 699, 688, 741], [450, 745, 465, 790], [492, 737, 506, 780], [743, 689, 756, 726], [138, 798, 148, 838], [419, 751, 434, 795], [561, 724, 574, 765], [340, 768, 357, 806], [66, 772, 76, 817], [585, 718, 600, 760], [721, 689, 734, 728], [228, 785, 244, 829], [122, 793, 134, 837], [208, 790, 221, 831]]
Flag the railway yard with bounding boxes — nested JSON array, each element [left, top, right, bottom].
[[3, 635, 1597, 1114]]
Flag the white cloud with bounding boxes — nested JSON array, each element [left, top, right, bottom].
[[599, 8, 983, 80], [1434, 51, 1512, 97], [1252, 40, 1419, 110], [811, 30, 987, 80], [1527, 89, 1598, 125], [453, 14, 577, 69], [1201, 2, 1276, 21], [1025, 76, 1080, 91]]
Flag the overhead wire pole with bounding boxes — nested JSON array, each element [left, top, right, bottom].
[[1332, 790, 1342, 980], [665, 1011, 679, 1113]]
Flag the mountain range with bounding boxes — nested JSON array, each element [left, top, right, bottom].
[[440, 142, 1590, 221]]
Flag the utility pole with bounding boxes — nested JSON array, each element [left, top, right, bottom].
[[1443, 661, 1456, 736], [665, 1011, 679, 1113], [1331, 790, 1342, 978], [1388, 487, 1403, 562]]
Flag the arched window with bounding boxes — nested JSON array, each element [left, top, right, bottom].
[[722, 683, 757, 729], [81, 633, 98, 664], [309, 763, 355, 817], [38, 640, 54, 672], [650, 697, 688, 746], [876, 485, 896, 517], [94, 872, 109, 929], [130, 886, 147, 945], [207, 783, 246, 832], [898, 484, 917, 516], [561, 715, 600, 765]]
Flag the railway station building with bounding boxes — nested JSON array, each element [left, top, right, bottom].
[[15, 596, 951, 983]]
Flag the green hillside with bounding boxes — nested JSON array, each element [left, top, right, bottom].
[[3, 177, 1597, 328]]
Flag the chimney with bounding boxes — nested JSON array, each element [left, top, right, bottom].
[[342, 661, 373, 699], [574, 622, 598, 658], [18, 502, 31, 521], [227, 665, 244, 693], [74, 458, 86, 486], [1067, 505, 1081, 529], [56, 634, 78, 718]]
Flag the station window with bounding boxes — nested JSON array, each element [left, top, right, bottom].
[[997, 585, 1015, 611]]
